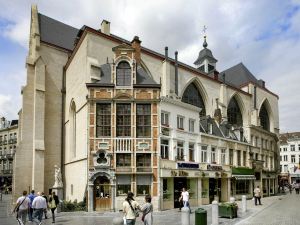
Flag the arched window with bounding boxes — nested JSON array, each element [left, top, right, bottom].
[[259, 103, 270, 131], [116, 61, 131, 86], [182, 83, 206, 116], [227, 97, 243, 126], [69, 101, 76, 158]]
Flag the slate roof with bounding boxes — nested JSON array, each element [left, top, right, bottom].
[[194, 48, 217, 65], [280, 132, 300, 144], [93, 63, 158, 86], [38, 13, 79, 51], [219, 63, 260, 87]]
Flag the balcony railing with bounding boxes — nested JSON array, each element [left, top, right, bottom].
[[115, 138, 132, 152], [115, 167, 133, 173]]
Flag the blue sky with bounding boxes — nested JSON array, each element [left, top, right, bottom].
[[0, 0, 300, 132]]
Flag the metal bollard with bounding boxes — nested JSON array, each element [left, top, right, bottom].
[[211, 200, 219, 225], [112, 217, 123, 225], [181, 207, 190, 225], [242, 195, 247, 213], [229, 197, 235, 203]]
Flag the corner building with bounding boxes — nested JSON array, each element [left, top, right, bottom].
[[14, 5, 280, 211]]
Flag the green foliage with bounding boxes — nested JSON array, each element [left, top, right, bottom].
[[61, 199, 87, 212], [219, 202, 238, 208]]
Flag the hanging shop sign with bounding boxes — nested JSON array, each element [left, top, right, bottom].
[[207, 164, 223, 171]]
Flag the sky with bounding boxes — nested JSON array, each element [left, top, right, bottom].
[[0, 0, 299, 132]]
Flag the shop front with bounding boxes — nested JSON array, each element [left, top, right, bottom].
[[199, 163, 231, 204], [231, 167, 255, 200], [262, 172, 277, 196], [160, 160, 200, 210]]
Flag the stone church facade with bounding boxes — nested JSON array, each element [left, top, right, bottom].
[[14, 5, 280, 211]]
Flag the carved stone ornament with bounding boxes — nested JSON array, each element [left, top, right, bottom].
[[93, 150, 111, 168], [53, 165, 63, 188]]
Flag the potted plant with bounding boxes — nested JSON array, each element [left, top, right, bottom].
[[218, 202, 238, 219]]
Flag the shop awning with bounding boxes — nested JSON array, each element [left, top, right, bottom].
[[232, 175, 256, 180], [232, 167, 255, 175]]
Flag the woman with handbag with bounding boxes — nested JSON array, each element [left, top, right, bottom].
[[49, 191, 59, 223], [123, 192, 140, 225], [140, 194, 153, 225]]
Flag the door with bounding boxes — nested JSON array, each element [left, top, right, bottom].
[[174, 177, 187, 208], [209, 178, 221, 203], [94, 176, 111, 211]]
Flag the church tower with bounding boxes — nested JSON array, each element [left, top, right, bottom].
[[194, 35, 217, 73]]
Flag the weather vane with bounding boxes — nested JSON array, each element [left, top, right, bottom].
[[202, 25, 207, 36]]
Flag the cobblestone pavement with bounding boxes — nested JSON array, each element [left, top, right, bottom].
[[1, 193, 298, 225]]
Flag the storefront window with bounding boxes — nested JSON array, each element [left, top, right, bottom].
[[137, 175, 151, 195], [117, 175, 131, 195], [236, 180, 250, 194], [187, 179, 197, 199], [163, 178, 172, 200]]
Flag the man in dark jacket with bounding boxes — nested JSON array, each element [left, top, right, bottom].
[[41, 192, 48, 219]]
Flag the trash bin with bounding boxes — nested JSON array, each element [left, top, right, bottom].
[[195, 208, 207, 225]]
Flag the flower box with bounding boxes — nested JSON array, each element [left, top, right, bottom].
[[218, 202, 238, 219]]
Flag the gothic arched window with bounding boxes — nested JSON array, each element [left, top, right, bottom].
[[116, 61, 131, 86], [182, 83, 206, 117], [227, 97, 243, 126], [259, 103, 270, 131]]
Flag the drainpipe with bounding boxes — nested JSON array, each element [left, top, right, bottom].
[[175, 51, 178, 96], [61, 67, 66, 199]]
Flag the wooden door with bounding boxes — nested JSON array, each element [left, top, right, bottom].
[[94, 176, 111, 211]]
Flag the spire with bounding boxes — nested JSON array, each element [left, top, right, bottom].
[[203, 35, 208, 48]]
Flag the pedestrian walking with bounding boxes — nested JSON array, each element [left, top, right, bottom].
[[13, 190, 31, 225], [32, 192, 47, 225], [49, 191, 59, 223], [254, 186, 262, 205], [41, 192, 48, 219], [123, 192, 140, 225], [28, 190, 36, 222], [140, 194, 153, 225], [295, 183, 300, 194], [289, 184, 293, 194], [179, 188, 192, 213]]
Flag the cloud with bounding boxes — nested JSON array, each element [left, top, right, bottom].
[[0, 0, 299, 132]]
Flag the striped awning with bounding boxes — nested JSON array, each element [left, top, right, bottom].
[[232, 175, 256, 180]]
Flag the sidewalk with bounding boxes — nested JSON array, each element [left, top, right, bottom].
[[52, 194, 285, 225]]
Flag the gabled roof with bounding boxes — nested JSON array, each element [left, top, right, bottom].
[[219, 62, 259, 87], [38, 13, 79, 51], [280, 132, 300, 144]]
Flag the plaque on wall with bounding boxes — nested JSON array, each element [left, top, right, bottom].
[[98, 142, 109, 150]]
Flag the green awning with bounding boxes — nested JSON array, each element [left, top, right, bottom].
[[232, 167, 254, 175]]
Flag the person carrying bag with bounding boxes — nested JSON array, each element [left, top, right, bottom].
[[13, 191, 30, 225], [123, 192, 140, 225]]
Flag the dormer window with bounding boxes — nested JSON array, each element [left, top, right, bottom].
[[116, 61, 131, 86]]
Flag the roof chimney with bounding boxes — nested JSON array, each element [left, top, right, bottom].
[[131, 36, 142, 64], [101, 20, 110, 35], [165, 47, 168, 61], [213, 70, 219, 80]]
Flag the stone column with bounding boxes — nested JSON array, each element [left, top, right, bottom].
[[181, 207, 190, 225], [88, 183, 94, 212], [211, 200, 219, 225], [242, 195, 247, 213]]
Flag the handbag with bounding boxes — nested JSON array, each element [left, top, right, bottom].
[[128, 200, 139, 217]]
